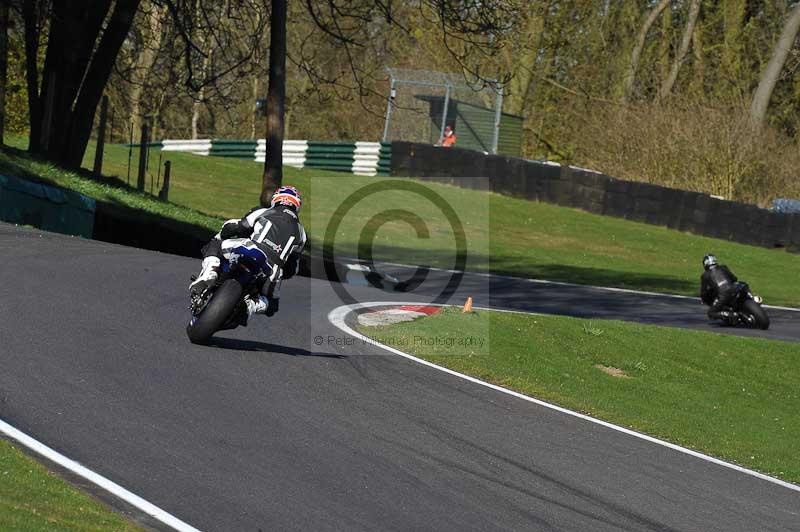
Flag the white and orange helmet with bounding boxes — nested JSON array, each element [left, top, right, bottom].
[[270, 185, 302, 212]]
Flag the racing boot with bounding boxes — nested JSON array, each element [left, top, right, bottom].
[[245, 295, 269, 318], [189, 256, 220, 296]]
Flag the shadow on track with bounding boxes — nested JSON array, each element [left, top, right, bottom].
[[208, 337, 345, 358], [346, 244, 696, 295]]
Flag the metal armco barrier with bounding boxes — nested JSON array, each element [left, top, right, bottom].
[[390, 141, 800, 252], [257, 140, 391, 176], [132, 139, 391, 176]]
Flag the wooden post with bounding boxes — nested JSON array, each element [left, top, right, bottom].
[[109, 106, 115, 144], [93, 95, 109, 176], [137, 123, 149, 191], [159, 161, 171, 201], [126, 121, 133, 185]]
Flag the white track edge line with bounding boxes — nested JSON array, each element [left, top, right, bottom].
[[328, 301, 800, 493], [344, 257, 800, 312], [0, 419, 202, 532]]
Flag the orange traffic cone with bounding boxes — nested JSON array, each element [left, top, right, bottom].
[[462, 296, 473, 313]]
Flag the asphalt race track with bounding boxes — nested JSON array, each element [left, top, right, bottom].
[[1, 223, 798, 531], [364, 261, 800, 343]]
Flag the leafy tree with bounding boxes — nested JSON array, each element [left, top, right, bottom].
[[15, 0, 141, 166], [749, 1, 800, 126], [0, 1, 8, 145]]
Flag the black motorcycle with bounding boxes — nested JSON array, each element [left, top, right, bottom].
[[715, 282, 770, 330], [187, 239, 270, 345]]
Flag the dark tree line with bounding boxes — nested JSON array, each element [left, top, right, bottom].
[[2, 0, 516, 203], [17, 0, 141, 168], [0, 1, 8, 145], [10, 2, 794, 205]]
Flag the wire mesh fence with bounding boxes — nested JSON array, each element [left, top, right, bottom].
[[382, 68, 503, 154]]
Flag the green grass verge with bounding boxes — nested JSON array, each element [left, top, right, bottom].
[[359, 307, 800, 483], [0, 439, 141, 531], [0, 140, 221, 234], [83, 139, 798, 306], [3, 135, 799, 306]]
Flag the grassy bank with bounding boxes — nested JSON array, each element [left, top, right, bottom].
[[0, 439, 141, 531], [359, 307, 800, 483], [83, 140, 798, 305], [2, 136, 799, 306], [0, 142, 222, 234]]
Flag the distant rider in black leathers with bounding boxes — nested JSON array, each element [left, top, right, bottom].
[[700, 254, 738, 323], [189, 186, 306, 321]]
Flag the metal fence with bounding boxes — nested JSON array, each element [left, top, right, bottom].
[[382, 68, 504, 154]]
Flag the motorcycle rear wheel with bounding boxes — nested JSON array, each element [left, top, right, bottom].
[[187, 279, 243, 344], [742, 299, 770, 330]]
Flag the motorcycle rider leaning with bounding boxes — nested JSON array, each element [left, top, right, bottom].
[[190, 185, 306, 320], [700, 254, 738, 322]]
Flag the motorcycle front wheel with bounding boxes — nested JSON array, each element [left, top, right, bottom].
[[187, 279, 243, 344], [742, 299, 770, 330]]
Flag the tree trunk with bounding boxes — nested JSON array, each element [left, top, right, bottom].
[[190, 75, 208, 139], [260, 0, 286, 205], [622, 0, 670, 102], [251, 76, 258, 139], [749, 2, 800, 127], [658, 0, 701, 99], [130, 4, 165, 143], [64, 0, 142, 168], [190, 22, 215, 140], [22, 0, 42, 152], [689, 22, 705, 96], [722, 0, 747, 99], [658, 4, 672, 87], [151, 88, 169, 141], [0, 1, 8, 145], [42, 0, 111, 162], [504, 7, 546, 116]]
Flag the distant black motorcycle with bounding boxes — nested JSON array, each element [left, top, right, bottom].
[[713, 282, 770, 330]]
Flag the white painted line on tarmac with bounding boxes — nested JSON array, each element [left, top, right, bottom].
[[0, 419, 202, 532], [328, 301, 800, 494], [347, 258, 800, 312]]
